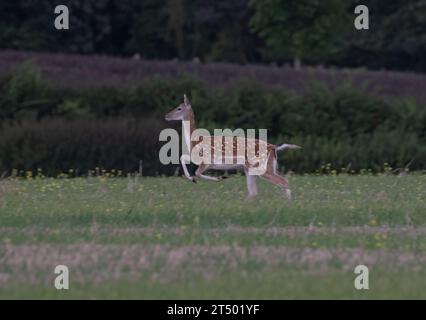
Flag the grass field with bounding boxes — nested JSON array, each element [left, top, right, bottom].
[[0, 173, 425, 299]]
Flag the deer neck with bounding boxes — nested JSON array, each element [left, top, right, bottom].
[[182, 112, 196, 153]]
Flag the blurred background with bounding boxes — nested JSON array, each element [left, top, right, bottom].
[[0, 0, 425, 176]]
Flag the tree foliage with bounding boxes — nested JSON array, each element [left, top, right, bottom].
[[249, 0, 350, 64], [0, 0, 425, 72], [343, 0, 426, 71]]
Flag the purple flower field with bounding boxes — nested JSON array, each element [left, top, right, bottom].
[[1, 50, 426, 104]]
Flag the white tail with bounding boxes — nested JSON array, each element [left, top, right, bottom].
[[164, 95, 301, 199], [276, 143, 302, 151]]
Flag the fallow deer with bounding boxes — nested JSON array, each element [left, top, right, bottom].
[[164, 95, 301, 199]]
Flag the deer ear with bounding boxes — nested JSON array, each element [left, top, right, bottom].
[[184, 94, 191, 107]]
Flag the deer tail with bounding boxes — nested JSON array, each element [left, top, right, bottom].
[[275, 143, 302, 152]]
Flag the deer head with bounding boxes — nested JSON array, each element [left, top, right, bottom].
[[165, 94, 193, 121]]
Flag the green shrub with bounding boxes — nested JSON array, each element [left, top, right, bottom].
[[0, 62, 55, 119], [0, 117, 173, 176], [0, 65, 425, 175]]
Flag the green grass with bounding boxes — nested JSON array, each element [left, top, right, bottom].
[[3, 272, 426, 300], [0, 173, 425, 299]]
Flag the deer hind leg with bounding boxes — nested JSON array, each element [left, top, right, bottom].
[[246, 175, 258, 198], [195, 163, 227, 182], [261, 156, 292, 200], [261, 172, 292, 200], [245, 170, 258, 199]]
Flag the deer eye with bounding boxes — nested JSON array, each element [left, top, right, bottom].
[[177, 107, 182, 111]]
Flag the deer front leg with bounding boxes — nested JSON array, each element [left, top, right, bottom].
[[180, 155, 196, 183], [195, 163, 227, 181]]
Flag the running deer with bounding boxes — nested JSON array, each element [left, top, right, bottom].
[[164, 95, 301, 199]]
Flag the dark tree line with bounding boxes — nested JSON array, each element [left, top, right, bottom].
[[0, 0, 425, 72]]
